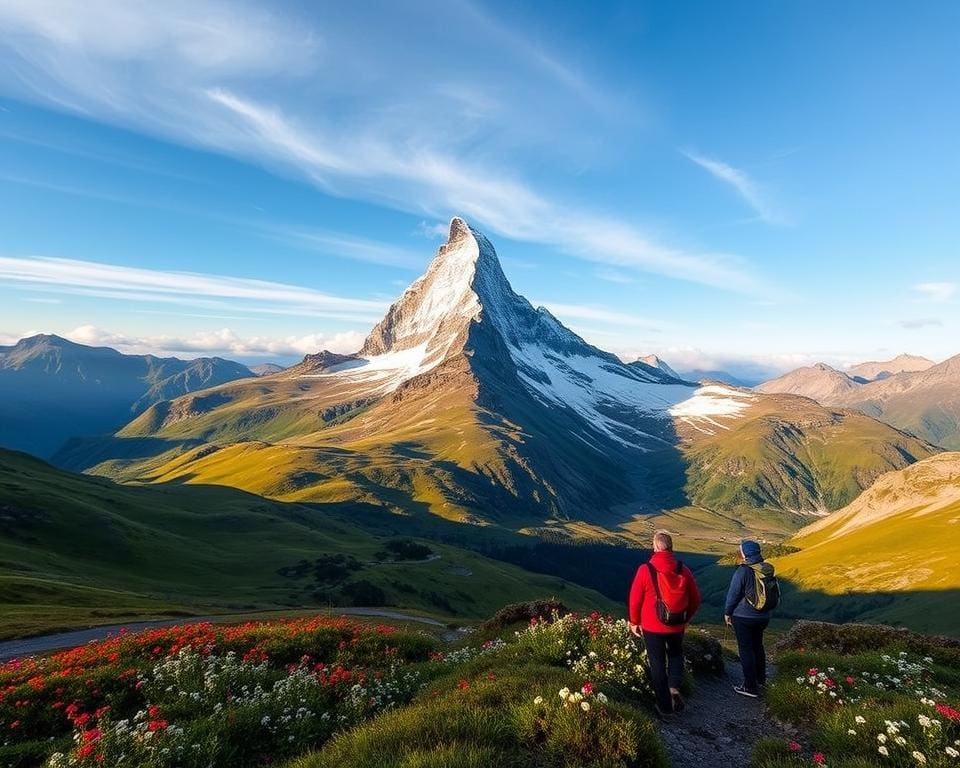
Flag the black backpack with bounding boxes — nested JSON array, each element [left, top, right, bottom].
[[745, 561, 781, 612], [647, 561, 690, 626]]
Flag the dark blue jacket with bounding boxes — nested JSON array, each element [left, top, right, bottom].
[[724, 555, 771, 620]]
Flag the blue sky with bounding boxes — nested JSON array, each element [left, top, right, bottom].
[[0, 0, 957, 378]]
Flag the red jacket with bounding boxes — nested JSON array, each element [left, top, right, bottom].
[[628, 550, 702, 633]]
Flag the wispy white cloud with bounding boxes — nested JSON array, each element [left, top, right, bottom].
[[0, 0, 767, 294], [594, 268, 635, 284], [0, 254, 386, 321], [416, 220, 450, 240], [65, 324, 364, 358], [898, 317, 942, 329], [264, 226, 424, 269], [682, 150, 787, 225], [538, 302, 663, 330], [912, 282, 956, 303], [205, 89, 763, 292]]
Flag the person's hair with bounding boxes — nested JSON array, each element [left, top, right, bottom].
[[652, 530, 673, 552]]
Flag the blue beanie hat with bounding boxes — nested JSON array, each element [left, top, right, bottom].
[[740, 540, 761, 558]]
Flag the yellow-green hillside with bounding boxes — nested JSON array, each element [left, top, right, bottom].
[[771, 452, 960, 635]]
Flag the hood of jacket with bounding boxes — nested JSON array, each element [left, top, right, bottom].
[[649, 550, 681, 573]]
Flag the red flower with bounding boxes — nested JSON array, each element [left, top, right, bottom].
[[845, 676, 855, 685], [82, 727, 103, 743], [812, 753, 825, 765], [457, 679, 470, 690], [581, 682, 595, 696], [77, 743, 96, 759], [808, 668, 818, 676], [788, 741, 801, 752], [148, 719, 168, 732], [935, 703, 960, 721]]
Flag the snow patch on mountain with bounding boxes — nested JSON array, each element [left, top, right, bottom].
[[512, 343, 694, 447], [669, 385, 755, 434], [301, 343, 434, 394]]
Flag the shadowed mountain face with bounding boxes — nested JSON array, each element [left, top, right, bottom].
[[51, 219, 940, 531], [0, 335, 254, 457]]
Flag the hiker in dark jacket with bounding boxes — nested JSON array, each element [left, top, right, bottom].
[[724, 539, 777, 698], [628, 530, 702, 716]]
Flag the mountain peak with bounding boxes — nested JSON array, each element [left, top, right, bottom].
[[359, 216, 512, 360]]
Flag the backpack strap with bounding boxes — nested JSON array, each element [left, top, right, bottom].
[[646, 562, 663, 601]]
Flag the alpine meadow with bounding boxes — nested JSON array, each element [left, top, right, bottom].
[[1, 3, 959, 768]]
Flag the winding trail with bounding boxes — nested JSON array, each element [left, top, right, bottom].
[[659, 661, 796, 767], [0, 609, 454, 662]]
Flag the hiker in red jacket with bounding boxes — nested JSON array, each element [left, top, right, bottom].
[[628, 530, 702, 716]]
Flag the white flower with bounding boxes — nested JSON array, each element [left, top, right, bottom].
[[878, 734, 888, 744], [912, 752, 927, 765], [919, 715, 932, 728], [879, 745, 889, 756], [534, 696, 544, 705], [896, 736, 907, 746], [580, 701, 590, 711], [558, 687, 570, 700], [855, 716, 867, 724], [848, 729, 858, 735], [596, 693, 608, 704], [945, 746, 959, 758]]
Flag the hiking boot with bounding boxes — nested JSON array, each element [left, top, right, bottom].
[[733, 685, 759, 698], [654, 702, 675, 718], [671, 691, 686, 713]]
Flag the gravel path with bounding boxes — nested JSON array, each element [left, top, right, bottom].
[[659, 660, 795, 767], [0, 608, 453, 661]]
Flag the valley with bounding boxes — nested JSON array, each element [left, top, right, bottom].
[[1, 218, 955, 641]]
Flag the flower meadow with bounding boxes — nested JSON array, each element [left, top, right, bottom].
[[756, 629, 960, 768], [0, 616, 433, 768], [0, 609, 701, 768]]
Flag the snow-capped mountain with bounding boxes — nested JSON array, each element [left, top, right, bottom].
[[631, 354, 683, 382], [57, 218, 935, 528], [291, 218, 701, 450]]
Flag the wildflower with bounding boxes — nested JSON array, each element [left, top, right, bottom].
[[789, 742, 802, 751], [559, 687, 570, 700], [879, 746, 889, 756], [534, 696, 544, 705], [847, 729, 857, 735], [855, 716, 866, 724], [912, 752, 927, 765], [812, 753, 825, 765], [457, 680, 470, 691], [878, 734, 888, 744], [935, 703, 960, 722], [945, 746, 959, 757], [580, 701, 590, 712]]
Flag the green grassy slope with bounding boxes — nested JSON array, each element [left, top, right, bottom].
[[677, 393, 938, 519], [0, 449, 615, 639], [771, 452, 960, 636]]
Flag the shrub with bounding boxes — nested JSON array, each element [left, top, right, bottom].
[[477, 599, 569, 634]]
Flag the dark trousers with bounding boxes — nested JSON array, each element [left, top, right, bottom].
[[733, 617, 769, 692], [643, 630, 685, 711]]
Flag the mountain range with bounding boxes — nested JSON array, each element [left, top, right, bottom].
[[46, 218, 938, 537], [756, 355, 960, 449], [0, 334, 256, 457]]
